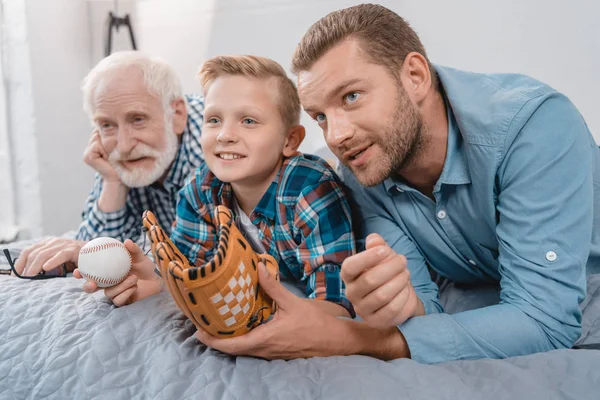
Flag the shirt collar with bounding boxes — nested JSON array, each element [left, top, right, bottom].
[[200, 159, 287, 222]]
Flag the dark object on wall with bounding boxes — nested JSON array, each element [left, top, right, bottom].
[[105, 11, 137, 56]]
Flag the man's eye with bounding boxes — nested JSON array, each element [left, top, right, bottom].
[[133, 116, 145, 124], [315, 114, 326, 123], [345, 92, 360, 104], [242, 118, 257, 124]]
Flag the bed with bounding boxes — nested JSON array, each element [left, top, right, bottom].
[[1, 236, 599, 399]]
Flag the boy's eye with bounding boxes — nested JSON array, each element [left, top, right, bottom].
[[315, 113, 326, 123], [242, 118, 257, 124], [206, 117, 220, 124], [345, 92, 360, 104]]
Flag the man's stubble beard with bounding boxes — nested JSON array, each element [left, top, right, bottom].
[[349, 84, 426, 187]]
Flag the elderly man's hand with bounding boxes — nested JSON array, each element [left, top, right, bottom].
[[14, 237, 85, 276], [83, 129, 121, 183], [341, 233, 425, 328], [74, 240, 163, 306]]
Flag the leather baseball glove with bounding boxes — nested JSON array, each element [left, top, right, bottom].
[[142, 205, 279, 338]]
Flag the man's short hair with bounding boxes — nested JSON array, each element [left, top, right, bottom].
[[198, 55, 301, 128], [291, 4, 438, 88], [82, 51, 184, 118]]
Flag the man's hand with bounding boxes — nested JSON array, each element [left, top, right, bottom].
[[83, 129, 120, 183], [14, 237, 85, 276], [341, 233, 424, 328], [195, 263, 410, 360], [83, 129, 129, 212], [74, 239, 163, 306]]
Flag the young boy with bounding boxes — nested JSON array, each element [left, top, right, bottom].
[[171, 55, 355, 318], [76, 55, 356, 319]]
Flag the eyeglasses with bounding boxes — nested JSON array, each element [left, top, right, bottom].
[[0, 249, 67, 279]]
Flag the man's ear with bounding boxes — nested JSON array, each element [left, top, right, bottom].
[[170, 97, 188, 136], [400, 52, 432, 105], [282, 125, 306, 157]]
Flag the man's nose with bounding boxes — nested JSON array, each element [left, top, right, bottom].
[[326, 112, 354, 149], [116, 126, 137, 155]]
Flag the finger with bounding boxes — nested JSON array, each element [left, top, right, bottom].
[[194, 324, 267, 356], [367, 284, 412, 328], [41, 248, 79, 272], [355, 269, 410, 316], [110, 285, 138, 307], [104, 275, 138, 299], [365, 233, 388, 250], [73, 268, 82, 279], [257, 262, 294, 309], [82, 280, 99, 293], [123, 239, 144, 262], [341, 244, 397, 283], [24, 243, 64, 276], [347, 254, 408, 300], [15, 240, 50, 274]]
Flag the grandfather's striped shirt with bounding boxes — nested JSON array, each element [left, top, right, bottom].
[[76, 94, 204, 243], [171, 153, 356, 316]]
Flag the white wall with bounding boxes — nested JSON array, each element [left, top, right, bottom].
[[2, 0, 43, 239], [3, 0, 599, 238], [22, 0, 97, 236], [135, 0, 600, 153]]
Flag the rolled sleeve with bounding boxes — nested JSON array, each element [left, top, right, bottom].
[[295, 179, 357, 317]]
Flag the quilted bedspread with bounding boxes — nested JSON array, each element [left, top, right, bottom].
[[1, 238, 599, 399]]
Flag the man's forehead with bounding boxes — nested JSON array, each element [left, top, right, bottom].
[[297, 39, 369, 102]]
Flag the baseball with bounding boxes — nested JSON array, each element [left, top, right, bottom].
[[78, 237, 132, 288]]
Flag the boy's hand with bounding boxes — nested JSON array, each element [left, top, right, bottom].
[[74, 239, 162, 306], [341, 233, 424, 328]]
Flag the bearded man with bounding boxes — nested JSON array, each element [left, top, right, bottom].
[[14, 51, 204, 276]]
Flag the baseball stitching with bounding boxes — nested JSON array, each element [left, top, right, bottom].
[[79, 270, 127, 286], [80, 241, 132, 286]]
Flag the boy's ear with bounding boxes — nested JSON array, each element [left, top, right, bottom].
[[171, 97, 188, 136], [282, 125, 306, 157]]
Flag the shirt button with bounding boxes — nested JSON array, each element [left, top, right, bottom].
[[546, 251, 557, 262], [437, 210, 447, 219], [396, 187, 403, 193], [468, 259, 477, 266]]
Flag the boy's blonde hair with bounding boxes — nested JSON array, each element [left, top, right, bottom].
[[198, 55, 301, 128]]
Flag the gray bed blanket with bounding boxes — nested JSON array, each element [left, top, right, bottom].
[[1, 244, 600, 399]]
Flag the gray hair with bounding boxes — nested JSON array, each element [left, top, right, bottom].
[[81, 51, 183, 117]]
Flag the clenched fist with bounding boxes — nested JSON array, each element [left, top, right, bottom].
[[341, 233, 424, 328]]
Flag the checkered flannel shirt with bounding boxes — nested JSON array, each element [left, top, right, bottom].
[[76, 94, 204, 243], [171, 153, 356, 316]]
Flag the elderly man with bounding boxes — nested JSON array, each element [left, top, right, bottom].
[[14, 51, 204, 279], [192, 4, 599, 364]]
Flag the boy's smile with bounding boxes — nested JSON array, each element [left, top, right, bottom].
[[201, 74, 303, 213]]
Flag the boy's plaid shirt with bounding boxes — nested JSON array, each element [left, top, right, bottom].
[[76, 95, 204, 243], [172, 153, 356, 315]]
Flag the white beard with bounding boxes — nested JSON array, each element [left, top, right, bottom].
[[108, 119, 180, 188]]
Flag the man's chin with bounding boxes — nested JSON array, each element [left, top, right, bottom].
[[348, 164, 389, 187], [117, 167, 162, 188]]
